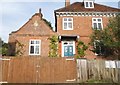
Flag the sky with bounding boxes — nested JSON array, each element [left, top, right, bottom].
[[0, 0, 120, 43]]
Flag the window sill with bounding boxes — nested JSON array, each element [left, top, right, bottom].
[[65, 58, 74, 61], [63, 29, 73, 30], [29, 54, 41, 56]]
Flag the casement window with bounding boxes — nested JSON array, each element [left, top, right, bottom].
[[84, 1, 94, 8], [92, 18, 103, 30], [94, 40, 104, 55], [29, 40, 41, 55], [63, 18, 73, 30]]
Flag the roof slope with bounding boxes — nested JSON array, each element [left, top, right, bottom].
[[55, 2, 120, 12], [10, 13, 56, 36]]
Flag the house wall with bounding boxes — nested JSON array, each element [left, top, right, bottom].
[[9, 34, 52, 57], [8, 10, 112, 59], [56, 15, 110, 59], [8, 13, 56, 57], [56, 16, 109, 36]]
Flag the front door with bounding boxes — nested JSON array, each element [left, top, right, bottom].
[[64, 46, 73, 57], [62, 41, 75, 57]]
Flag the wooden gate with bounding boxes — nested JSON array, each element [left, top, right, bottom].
[[2, 57, 77, 83]]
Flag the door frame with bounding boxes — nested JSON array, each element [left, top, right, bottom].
[[61, 41, 75, 57]]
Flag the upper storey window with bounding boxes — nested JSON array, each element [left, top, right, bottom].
[[84, 1, 94, 8], [92, 18, 103, 30], [63, 18, 73, 30]]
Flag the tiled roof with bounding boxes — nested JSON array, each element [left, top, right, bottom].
[[55, 2, 120, 12]]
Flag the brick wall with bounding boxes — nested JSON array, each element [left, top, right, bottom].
[[56, 16, 109, 36], [56, 16, 110, 59], [8, 11, 110, 59], [8, 13, 56, 57]]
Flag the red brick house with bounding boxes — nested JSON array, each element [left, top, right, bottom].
[[8, 9, 56, 56], [54, 0, 120, 59], [8, 0, 120, 59]]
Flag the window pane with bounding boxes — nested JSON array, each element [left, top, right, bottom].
[[64, 18, 67, 21], [94, 41, 105, 55], [86, 2, 89, 7], [98, 23, 102, 29], [68, 23, 72, 29], [36, 41, 39, 44], [31, 41, 34, 44], [69, 42, 73, 44], [64, 23, 67, 29], [96, 46, 101, 54], [90, 2, 93, 7], [93, 19, 96, 21], [101, 44, 105, 54], [64, 42, 68, 45], [65, 47, 68, 52], [68, 18, 72, 21], [35, 46, 39, 54], [69, 47, 73, 52], [93, 23, 97, 29], [30, 46, 34, 53], [98, 19, 101, 22], [94, 41, 101, 54]]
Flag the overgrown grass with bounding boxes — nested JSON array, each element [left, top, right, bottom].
[[86, 79, 114, 83]]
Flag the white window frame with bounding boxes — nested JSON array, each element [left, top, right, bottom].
[[29, 39, 41, 55], [94, 40, 104, 56], [92, 18, 103, 30], [94, 40, 100, 55], [63, 17, 73, 30], [84, 1, 94, 8], [61, 41, 75, 57]]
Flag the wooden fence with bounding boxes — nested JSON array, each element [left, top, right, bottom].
[[1, 57, 77, 83], [0, 58, 2, 82], [77, 59, 120, 83], [0, 57, 120, 83], [1, 58, 10, 83]]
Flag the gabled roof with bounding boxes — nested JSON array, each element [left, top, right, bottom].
[[10, 13, 56, 36], [55, 2, 120, 12]]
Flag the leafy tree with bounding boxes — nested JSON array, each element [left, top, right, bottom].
[[43, 18, 53, 30], [0, 38, 2, 55], [0, 38, 8, 56], [76, 40, 88, 58], [90, 15, 120, 59], [49, 35, 58, 57]]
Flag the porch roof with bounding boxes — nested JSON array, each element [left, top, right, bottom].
[[58, 35, 79, 41]]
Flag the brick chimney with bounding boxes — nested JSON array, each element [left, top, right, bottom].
[[65, 0, 70, 7]]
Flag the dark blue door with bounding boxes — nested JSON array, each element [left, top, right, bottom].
[[64, 46, 73, 57]]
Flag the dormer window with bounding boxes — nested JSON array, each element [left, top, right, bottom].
[[84, 1, 94, 8]]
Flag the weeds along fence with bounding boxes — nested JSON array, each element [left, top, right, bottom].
[[0, 57, 120, 83]]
